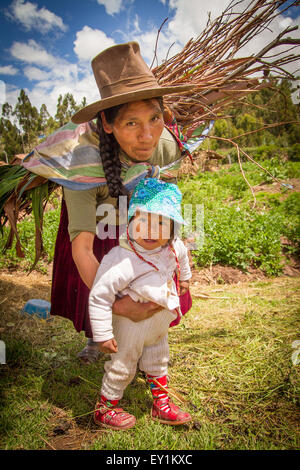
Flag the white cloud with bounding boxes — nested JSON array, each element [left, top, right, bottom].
[[4, 37, 99, 116], [133, 14, 141, 34], [10, 40, 79, 81], [0, 80, 6, 107], [25, 70, 99, 116], [1, 83, 20, 113], [96, 0, 124, 16], [167, 0, 226, 45], [119, 1, 227, 66], [0, 65, 19, 76], [23, 66, 51, 81], [74, 26, 116, 62], [278, 16, 294, 29], [130, 29, 181, 67], [6, 40, 85, 114], [7, 0, 67, 33], [11, 39, 60, 68]]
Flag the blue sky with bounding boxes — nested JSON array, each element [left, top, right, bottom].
[[0, 0, 299, 116]]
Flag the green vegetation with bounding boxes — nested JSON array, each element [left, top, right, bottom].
[[179, 159, 300, 276], [207, 79, 300, 151], [0, 190, 61, 273]]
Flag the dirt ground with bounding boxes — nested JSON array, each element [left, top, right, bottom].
[[189, 260, 300, 288], [1, 259, 299, 320]]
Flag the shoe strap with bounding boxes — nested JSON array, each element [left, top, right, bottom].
[[97, 403, 125, 416]]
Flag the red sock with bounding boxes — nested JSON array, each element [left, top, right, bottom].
[[100, 395, 119, 408], [147, 375, 171, 412]]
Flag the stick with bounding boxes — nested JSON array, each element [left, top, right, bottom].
[[150, 18, 169, 69], [66, 408, 100, 420], [192, 293, 230, 299], [150, 377, 186, 404], [150, 377, 200, 411], [39, 435, 56, 450], [78, 375, 100, 390]]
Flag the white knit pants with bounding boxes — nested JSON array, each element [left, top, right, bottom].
[[101, 309, 176, 400]]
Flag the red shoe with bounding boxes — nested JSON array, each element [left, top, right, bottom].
[[94, 402, 136, 430], [151, 400, 192, 425]]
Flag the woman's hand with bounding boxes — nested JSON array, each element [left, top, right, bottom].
[[99, 338, 118, 354], [112, 295, 162, 322], [179, 280, 190, 296]]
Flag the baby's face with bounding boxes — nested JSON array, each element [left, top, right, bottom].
[[130, 210, 172, 250]]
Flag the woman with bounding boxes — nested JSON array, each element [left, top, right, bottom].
[[50, 41, 193, 363]]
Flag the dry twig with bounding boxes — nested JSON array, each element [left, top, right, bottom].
[[39, 434, 56, 450], [152, 1, 300, 134]]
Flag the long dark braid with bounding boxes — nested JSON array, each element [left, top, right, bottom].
[[96, 98, 164, 201], [96, 106, 128, 200]]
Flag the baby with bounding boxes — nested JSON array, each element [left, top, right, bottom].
[[89, 178, 192, 430]]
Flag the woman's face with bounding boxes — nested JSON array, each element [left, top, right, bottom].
[[101, 99, 164, 162]]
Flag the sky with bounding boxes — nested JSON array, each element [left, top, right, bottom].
[[0, 0, 299, 117]]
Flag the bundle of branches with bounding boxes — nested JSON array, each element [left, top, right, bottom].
[[153, 0, 300, 137], [1, 0, 299, 269]]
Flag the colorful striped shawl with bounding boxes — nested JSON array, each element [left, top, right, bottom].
[[22, 120, 213, 191]]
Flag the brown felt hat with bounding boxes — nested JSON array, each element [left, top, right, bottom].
[[71, 41, 193, 124]]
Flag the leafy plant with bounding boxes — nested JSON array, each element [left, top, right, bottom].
[[287, 143, 300, 162], [179, 159, 300, 276], [0, 205, 60, 272], [192, 206, 284, 275]]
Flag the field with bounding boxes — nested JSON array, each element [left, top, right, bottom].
[[0, 156, 299, 450]]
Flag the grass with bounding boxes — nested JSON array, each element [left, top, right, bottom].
[[0, 271, 299, 450]]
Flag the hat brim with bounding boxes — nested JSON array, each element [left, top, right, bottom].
[[71, 84, 194, 124]]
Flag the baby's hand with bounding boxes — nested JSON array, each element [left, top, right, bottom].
[[99, 338, 118, 354], [179, 280, 190, 295]]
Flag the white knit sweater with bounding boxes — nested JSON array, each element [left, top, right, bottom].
[[89, 237, 191, 343]]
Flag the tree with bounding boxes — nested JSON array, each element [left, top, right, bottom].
[[55, 93, 80, 127], [211, 77, 300, 149], [37, 103, 60, 139], [0, 102, 23, 161], [38, 104, 50, 133], [13, 89, 40, 153]]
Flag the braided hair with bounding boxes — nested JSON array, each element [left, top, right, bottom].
[[96, 104, 127, 201], [96, 98, 164, 201]]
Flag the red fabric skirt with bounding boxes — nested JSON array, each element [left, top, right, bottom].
[[50, 199, 192, 337]]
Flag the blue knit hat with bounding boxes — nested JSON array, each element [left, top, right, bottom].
[[128, 178, 185, 225]]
